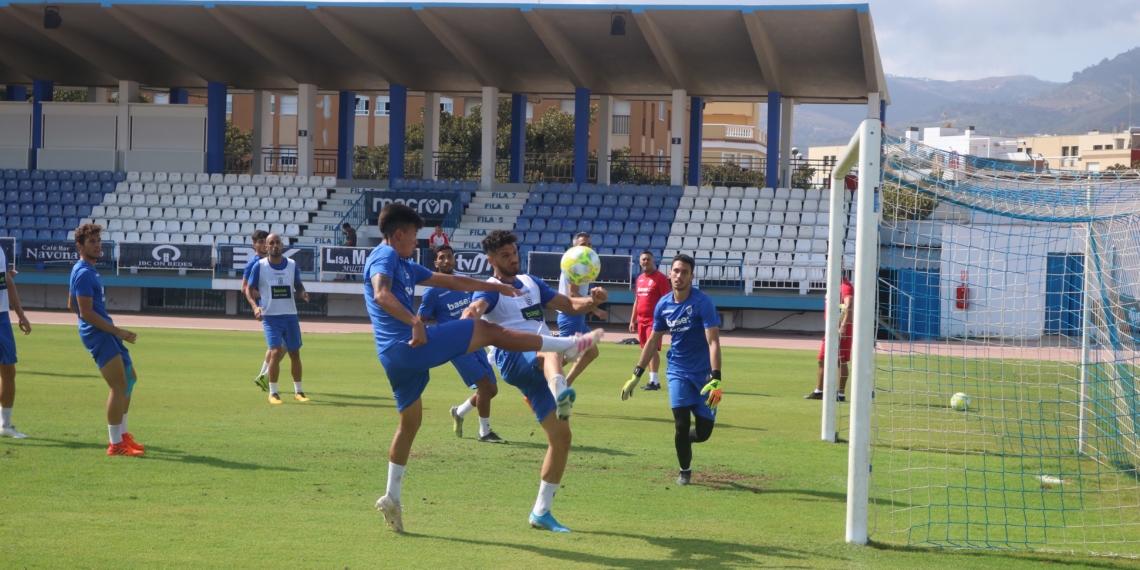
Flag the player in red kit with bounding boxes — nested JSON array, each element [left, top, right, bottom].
[[806, 273, 854, 402], [630, 250, 672, 390]]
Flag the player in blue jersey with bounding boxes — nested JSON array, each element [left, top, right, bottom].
[[557, 232, 607, 386], [418, 244, 505, 444], [0, 243, 32, 439], [243, 229, 274, 392], [67, 224, 145, 456], [621, 253, 723, 486], [462, 229, 608, 533], [245, 233, 310, 405], [367, 204, 602, 533]]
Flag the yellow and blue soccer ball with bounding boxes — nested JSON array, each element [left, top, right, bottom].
[[560, 246, 601, 286], [950, 392, 970, 411]]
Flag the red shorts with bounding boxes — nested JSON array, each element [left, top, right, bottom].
[[636, 320, 662, 351], [819, 336, 852, 363]]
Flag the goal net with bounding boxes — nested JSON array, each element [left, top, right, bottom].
[[868, 131, 1140, 557]]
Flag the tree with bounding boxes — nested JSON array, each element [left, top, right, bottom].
[[225, 120, 253, 173], [53, 90, 88, 102], [883, 181, 940, 221]]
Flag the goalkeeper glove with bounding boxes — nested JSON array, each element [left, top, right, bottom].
[[701, 371, 723, 410], [621, 366, 645, 401]]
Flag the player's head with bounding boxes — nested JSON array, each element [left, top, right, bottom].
[[251, 229, 269, 256], [482, 229, 519, 279], [670, 253, 695, 292], [265, 233, 284, 261], [433, 244, 455, 275], [574, 232, 591, 248], [639, 250, 655, 274], [379, 203, 424, 259], [74, 223, 103, 260]]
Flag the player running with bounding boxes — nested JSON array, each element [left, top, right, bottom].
[[244, 233, 310, 405], [367, 204, 601, 533], [419, 244, 505, 444], [462, 229, 608, 533], [557, 232, 607, 385], [630, 250, 671, 391], [805, 273, 854, 402], [621, 254, 723, 486], [68, 224, 145, 456], [243, 229, 274, 392], [0, 244, 32, 439]]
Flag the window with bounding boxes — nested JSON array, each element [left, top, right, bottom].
[[526, 102, 534, 122], [1062, 147, 1069, 157], [153, 93, 169, 105], [1093, 145, 1103, 150], [270, 94, 275, 114], [226, 94, 233, 115], [560, 100, 575, 115], [658, 101, 664, 121], [1026, 147, 1032, 154], [375, 96, 390, 116], [1088, 162, 1100, 172], [355, 97, 369, 116], [279, 95, 298, 116], [440, 97, 453, 115], [1070, 145, 1079, 156]]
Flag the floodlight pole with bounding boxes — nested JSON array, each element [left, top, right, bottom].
[[845, 116, 881, 546]]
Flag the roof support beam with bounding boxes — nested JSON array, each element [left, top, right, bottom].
[[522, 9, 609, 92], [857, 11, 886, 102], [207, 6, 332, 86], [309, 8, 414, 88], [632, 10, 694, 93], [415, 8, 506, 89], [742, 11, 791, 95], [4, 5, 148, 82]]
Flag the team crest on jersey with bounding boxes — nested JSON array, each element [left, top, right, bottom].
[[686, 305, 693, 315]]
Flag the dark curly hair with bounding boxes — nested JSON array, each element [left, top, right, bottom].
[[74, 222, 103, 246], [481, 229, 517, 254], [379, 203, 424, 239], [672, 253, 696, 273]]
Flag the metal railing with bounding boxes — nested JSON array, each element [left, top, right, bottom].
[[262, 148, 338, 176], [336, 192, 367, 241], [224, 153, 252, 175]]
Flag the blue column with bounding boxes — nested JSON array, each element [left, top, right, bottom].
[[169, 88, 189, 104], [337, 91, 356, 180], [388, 84, 407, 182], [509, 93, 526, 183], [206, 82, 227, 174], [879, 98, 887, 124], [31, 80, 53, 170], [687, 96, 703, 187], [765, 91, 781, 189], [5, 86, 27, 101], [572, 87, 590, 185]]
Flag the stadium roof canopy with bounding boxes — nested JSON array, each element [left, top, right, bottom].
[[0, 0, 888, 104]]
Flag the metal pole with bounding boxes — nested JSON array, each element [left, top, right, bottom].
[[1078, 185, 1094, 455], [845, 117, 881, 545]]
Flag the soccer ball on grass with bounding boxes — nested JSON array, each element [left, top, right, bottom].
[[950, 392, 970, 412], [561, 246, 601, 286]]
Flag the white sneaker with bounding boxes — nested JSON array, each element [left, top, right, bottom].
[[376, 494, 404, 533], [563, 329, 604, 363], [555, 387, 577, 420], [0, 425, 27, 439]]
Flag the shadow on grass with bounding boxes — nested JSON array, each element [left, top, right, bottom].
[[503, 440, 634, 457], [23, 370, 96, 379], [321, 392, 389, 402], [309, 400, 395, 410], [577, 413, 766, 432], [430, 531, 825, 569], [20, 438, 302, 471], [866, 540, 1139, 568]]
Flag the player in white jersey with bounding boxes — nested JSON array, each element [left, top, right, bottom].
[[557, 232, 606, 386], [0, 245, 32, 438], [244, 233, 310, 404], [462, 230, 608, 533]]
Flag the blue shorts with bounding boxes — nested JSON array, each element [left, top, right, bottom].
[[0, 313, 16, 365], [557, 313, 589, 337], [494, 349, 557, 423], [669, 371, 717, 422], [453, 349, 495, 388], [378, 319, 475, 412], [82, 329, 133, 372], [263, 314, 302, 352]]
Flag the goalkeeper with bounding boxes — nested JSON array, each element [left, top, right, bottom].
[[620, 254, 723, 486]]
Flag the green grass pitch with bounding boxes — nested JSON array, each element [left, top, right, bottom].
[[0, 324, 1134, 568]]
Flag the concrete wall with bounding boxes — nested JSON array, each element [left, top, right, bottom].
[[18, 284, 141, 311]]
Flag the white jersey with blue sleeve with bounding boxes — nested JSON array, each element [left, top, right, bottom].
[[249, 257, 301, 316]]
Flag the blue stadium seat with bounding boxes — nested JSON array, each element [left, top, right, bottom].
[[622, 185, 638, 196], [578, 220, 593, 233], [586, 194, 603, 207], [63, 204, 77, 217], [2, 169, 14, 179], [552, 205, 568, 218], [649, 196, 664, 209], [653, 185, 668, 197], [113, 171, 127, 182], [48, 204, 62, 217], [517, 245, 533, 259], [651, 235, 667, 249], [549, 182, 563, 193], [18, 180, 31, 191], [65, 217, 79, 229], [541, 193, 558, 206], [16, 169, 29, 180], [633, 196, 649, 209], [567, 206, 583, 219], [59, 181, 73, 192], [32, 191, 46, 203], [533, 182, 548, 193], [562, 219, 577, 233], [84, 171, 99, 182], [644, 208, 660, 222], [17, 229, 34, 239], [3, 181, 15, 191], [3, 190, 15, 202], [597, 207, 613, 220], [539, 233, 555, 246], [77, 205, 91, 218], [578, 183, 594, 194], [101, 181, 115, 193], [0, 217, 6, 229], [547, 219, 563, 233], [74, 181, 88, 192], [390, 178, 406, 190], [624, 221, 640, 234], [5, 204, 18, 216], [98, 171, 113, 182], [46, 191, 60, 204], [571, 194, 587, 207], [668, 185, 684, 197], [60, 192, 74, 205], [420, 179, 434, 191], [636, 185, 652, 196], [616, 248, 634, 257], [0, 230, 7, 238], [526, 193, 542, 205], [19, 204, 32, 216], [73, 192, 89, 205], [599, 247, 614, 255], [6, 216, 18, 228], [37, 229, 52, 240], [618, 234, 634, 248], [660, 208, 676, 221], [583, 206, 598, 219], [536, 245, 555, 253], [628, 208, 644, 221], [639, 221, 656, 234], [405, 179, 420, 190], [47, 180, 60, 192], [56, 170, 71, 181], [613, 207, 629, 221], [34, 216, 49, 229], [602, 194, 618, 207], [51, 230, 67, 241], [602, 234, 619, 248], [617, 195, 634, 208], [635, 235, 651, 249], [448, 180, 463, 191], [521, 204, 537, 217], [531, 218, 546, 232], [49, 217, 63, 229], [33, 204, 47, 217], [515, 218, 531, 231], [32, 180, 46, 192], [554, 232, 570, 246], [556, 194, 572, 206], [654, 222, 670, 235], [523, 232, 539, 245], [537, 205, 553, 217]]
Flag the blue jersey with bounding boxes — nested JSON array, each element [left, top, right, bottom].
[[243, 255, 263, 306], [417, 286, 472, 324], [472, 274, 557, 314], [364, 244, 434, 353], [69, 259, 112, 338], [653, 288, 721, 378]]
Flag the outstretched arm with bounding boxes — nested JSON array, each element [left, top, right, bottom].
[[422, 273, 520, 298], [462, 298, 490, 320], [544, 287, 608, 315]]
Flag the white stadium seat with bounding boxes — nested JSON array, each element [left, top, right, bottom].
[[199, 235, 215, 245], [158, 183, 171, 194], [313, 188, 328, 200], [743, 187, 760, 199], [206, 209, 221, 222], [144, 195, 159, 207], [252, 175, 266, 185], [152, 221, 167, 233], [238, 174, 252, 184], [246, 197, 261, 210], [694, 197, 710, 210], [279, 175, 294, 186], [755, 198, 772, 211], [274, 198, 288, 210], [322, 176, 337, 187], [713, 186, 729, 199], [188, 209, 203, 221], [709, 198, 725, 210], [265, 210, 280, 223], [221, 210, 235, 222], [154, 172, 168, 183], [779, 239, 795, 253], [679, 197, 694, 209], [184, 234, 200, 244], [690, 210, 706, 223], [781, 226, 798, 239], [285, 187, 299, 199], [209, 173, 223, 184], [185, 184, 200, 196], [771, 200, 787, 212], [143, 183, 157, 194], [210, 222, 226, 234], [722, 211, 737, 224], [250, 210, 265, 222], [713, 237, 730, 250], [101, 194, 117, 206], [795, 239, 812, 254], [126, 171, 141, 182], [225, 222, 241, 234], [141, 172, 155, 183], [752, 211, 768, 224], [223, 174, 237, 184], [741, 198, 756, 210], [285, 224, 300, 237], [683, 186, 699, 197], [129, 183, 144, 194], [202, 196, 217, 208], [168, 233, 185, 243], [236, 210, 251, 222], [303, 199, 318, 211], [129, 195, 145, 206], [120, 206, 135, 218], [759, 187, 775, 199], [785, 212, 801, 225], [294, 212, 309, 223], [256, 186, 271, 198], [91, 206, 107, 218], [170, 173, 183, 183], [240, 223, 255, 235], [728, 187, 744, 199], [706, 210, 722, 223], [698, 186, 714, 198], [697, 237, 714, 250], [195, 173, 210, 183], [174, 196, 189, 207], [725, 198, 740, 211], [125, 232, 140, 242], [155, 232, 170, 242], [289, 198, 304, 210], [108, 219, 123, 231], [115, 182, 128, 193], [733, 224, 749, 238], [270, 223, 286, 235], [265, 175, 280, 185], [716, 224, 732, 238], [217, 196, 231, 208], [765, 225, 781, 238]]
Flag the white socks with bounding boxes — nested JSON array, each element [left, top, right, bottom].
[[269, 382, 278, 395], [479, 417, 491, 437], [108, 424, 123, 445], [550, 374, 568, 399], [539, 335, 575, 353], [1, 407, 11, 427], [456, 398, 476, 418], [294, 381, 303, 394], [259, 361, 269, 376], [121, 413, 128, 433], [533, 480, 558, 516], [387, 462, 406, 502], [649, 372, 659, 385]]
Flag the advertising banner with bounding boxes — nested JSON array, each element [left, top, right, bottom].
[[119, 243, 214, 270]]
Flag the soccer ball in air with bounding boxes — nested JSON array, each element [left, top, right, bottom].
[[950, 392, 970, 412], [561, 246, 601, 286]]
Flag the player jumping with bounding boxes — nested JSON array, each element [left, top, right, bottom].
[[419, 244, 505, 443], [244, 229, 274, 392], [245, 233, 311, 404], [621, 254, 723, 486], [462, 229, 608, 533], [0, 244, 32, 439], [366, 204, 602, 533], [557, 232, 607, 386], [68, 224, 145, 456]]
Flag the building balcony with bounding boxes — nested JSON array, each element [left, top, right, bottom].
[[703, 123, 767, 145]]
